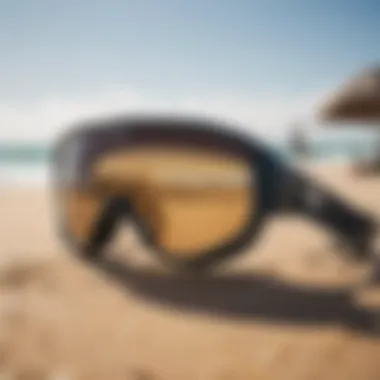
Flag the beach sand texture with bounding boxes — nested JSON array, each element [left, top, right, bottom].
[[1, 164, 380, 379]]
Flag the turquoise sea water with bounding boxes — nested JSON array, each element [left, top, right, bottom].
[[0, 136, 378, 185], [0, 137, 376, 162]]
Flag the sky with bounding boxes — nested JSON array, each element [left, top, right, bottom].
[[0, 0, 380, 142]]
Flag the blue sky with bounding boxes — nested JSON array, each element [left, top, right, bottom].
[[0, 0, 379, 141]]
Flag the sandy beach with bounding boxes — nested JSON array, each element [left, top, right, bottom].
[[1, 164, 380, 380]]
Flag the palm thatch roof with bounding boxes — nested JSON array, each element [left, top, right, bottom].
[[318, 66, 380, 123]]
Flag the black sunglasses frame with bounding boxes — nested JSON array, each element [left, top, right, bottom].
[[51, 114, 378, 272]]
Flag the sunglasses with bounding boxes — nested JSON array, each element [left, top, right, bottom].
[[51, 114, 378, 272]]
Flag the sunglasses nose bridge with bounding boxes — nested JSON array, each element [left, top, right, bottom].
[[85, 196, 133, 257]]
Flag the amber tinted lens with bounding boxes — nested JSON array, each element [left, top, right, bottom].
[[91, 146, 254, 258], [59, 187, 105, 245]]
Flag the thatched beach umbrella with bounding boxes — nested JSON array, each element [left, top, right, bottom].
[[318, 66, 380, 173], [318, 66, 380, 123]]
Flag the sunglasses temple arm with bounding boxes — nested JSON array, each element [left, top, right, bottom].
[[278, 169, 377, 260]]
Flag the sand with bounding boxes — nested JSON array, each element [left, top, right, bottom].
[[1, 164, 380, 380]]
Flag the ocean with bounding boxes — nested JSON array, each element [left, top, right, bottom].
[[0, 136, 378, 186]]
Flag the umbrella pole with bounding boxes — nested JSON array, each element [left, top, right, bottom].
[[289, 121, 309, 167], [375, 131, 380, 171], [365, 130, 380, 174], [351, 128, 380, 176]]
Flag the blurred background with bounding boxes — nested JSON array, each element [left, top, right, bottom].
[[1, 1, 380, 380], [1, 1, 380, 185]]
